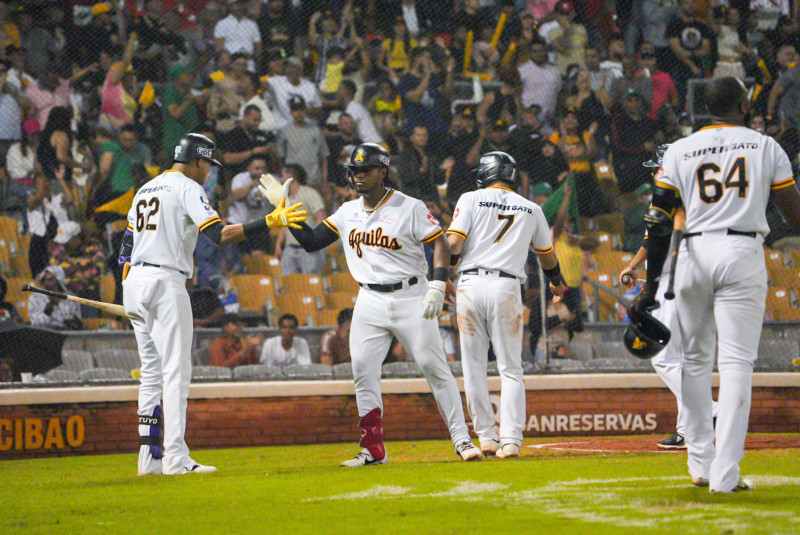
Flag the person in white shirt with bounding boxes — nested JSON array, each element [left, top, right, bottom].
[[213, 0, 261, 69], [274, 164, 326, 275], [228, 156, 269, 225], [265, 56, 323, 128], [28, 265, 82, 330], [237, 72, 279, 134], [518, 38, 562, 121], [260, 313, 312, 366], [336, 79, 383, 144]]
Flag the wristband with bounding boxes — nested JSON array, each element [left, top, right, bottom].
[[449, 254, 460, 267], [543, 262, 564, 285], [242, 216, 269, 240], [432, 267, 449, 282]]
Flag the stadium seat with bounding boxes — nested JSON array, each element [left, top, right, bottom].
[[232, 364, 285, 380], [325, 291, 357, 310], [769, 266, 799, 289], [232, 275, 277, 314], [757, 339, 799, 370], [276, 294, 320, 325], [61, 350, 94, 372], [594, 341, 627, 360], [582, 271, 619, 322], [94, 350, 141, 372], [447, 360, 463, 377], [585, 358, 635, 372], [10, 250, 31, 279], [280, 274, 325, 297], [191, 366, 232, 380], [569, 342, 595, 361], [80, 368, 131, 382], [42, 369, 81, 382], [764, 249, 786, 272], [765, 288, 800, 320], [192, 347, 211, 366], [284, 363, 333, 380], [5, 277, 32, 322], [328, 272, 360, 293], [243, 253, 282, 277], [332, 362, 353, 379], [315, 308, 341, 326], [544, 359, 585, 372], [84, 337, 139, 352], [382, 361, 423, 378], [593, 250, 633, 275]]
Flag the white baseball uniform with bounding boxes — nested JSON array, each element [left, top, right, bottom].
[[323, 189, 472, 446], [447, 184, 553, 447], [123, 169, 222, 475], [657, 124, 794, 491]]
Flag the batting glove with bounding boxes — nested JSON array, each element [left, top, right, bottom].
[[258, 173, 293, 206], [422, 280, 447, 319], [265, 198, 308, 229]]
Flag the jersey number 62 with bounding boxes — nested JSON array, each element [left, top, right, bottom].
[[136, 197, 161, 232]]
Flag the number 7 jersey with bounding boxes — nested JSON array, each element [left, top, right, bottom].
[[656, 124, 795, 235], [126, 169, 221, 277], [446, 184, 553, 281]]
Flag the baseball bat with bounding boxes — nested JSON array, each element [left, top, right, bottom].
[[620, 274, 647, 285], [22, 283, 129, 318], [663, 229, 683, 300]]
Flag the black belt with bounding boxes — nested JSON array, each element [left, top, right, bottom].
[[287, 244, 304, 248], [462, 268, 516, 279], [683, 229, 757, 239], [359, 277, 418, 293], [136, 262, 190, 277]]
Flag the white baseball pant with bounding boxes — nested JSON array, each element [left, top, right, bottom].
[[675, 231, 766, 492], [123, 265, 195, 475], [457, 272, 525, 447], [349, 280, 472, 446]]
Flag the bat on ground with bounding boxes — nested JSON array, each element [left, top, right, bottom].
[[22, 283, 129, 318], [663, 229, 684, 300]]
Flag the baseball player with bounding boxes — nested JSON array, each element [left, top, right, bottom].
[[628, 77, 800, 492], [620, 146, 719, 450], [269, 142, 482, 465], [119, 133, 306, 476], [446, 151, 567, 458]]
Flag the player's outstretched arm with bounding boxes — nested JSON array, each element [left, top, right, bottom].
[[288, 221, 339, 252], [203, 199, 308, 246], [537, 249, 568, 304], [772, 182, 800, 229]]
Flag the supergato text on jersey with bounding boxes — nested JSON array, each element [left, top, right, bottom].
[[682, 142, 760, 160], [348, 227, 402, 257], [477, 201, 533, 213]]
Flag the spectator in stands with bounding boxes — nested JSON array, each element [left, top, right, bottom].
[[531, 182, 553, 205], [530, 139, 570, 192], [472, 26, 501, 79], [50, 221, 105, 319], [378, 16, 417, 82], [94, 126, 133, 204], [622, 183, 652, 253], [336, 79, 383, 144], [190, 283, 226, 328], [237, 72, 279, 135], [546, 1, 587, 76], [220, 104, 272, 177], [161, 62, 201, 163], [398, 47, 454, 138], [767, 114, 800, 165], [467, 120, 513, 171], [599, 38, 625, 90], [208, 52, 248, 135], [28, 265, 82, 330], [396, 125, 442, 203], [308, 10, 350, 84], [548, 109, 597, 165], [564, 140, 609, 218], [609, 54, 653, 109], [0, 59, 25, 159], [611, 88, 656, 194], [0, 276, 21, 323], [376, 111, 402, 157], [367, 79, 402, 117], [17, 5, 55, 80], [80, 2, 120, 66], [275, 95, 329, 188], [265, 56, 322, 128], [36, 107, 89, 187], [638, 42, 679, 121], [99, 33, 138, 131], [26, 169, 72, 277], [256, 0, 298, 60], [656, 104, 683, 144], [709, 6, 750, 80], [4, 118, 39, 210], [642, 0, 678, 71], [118, 125, 153, 169], [477, 66, 522, 126], [161, 10, 207, 70], [5, 45, 34, 94], [324, 113, 361, 192], [665, 0, 714, 100], [260, 313, 312, 367], [214, 0, 261, 69], [768, 60, 800, 127], [518, 39, 562, 121], [563, 70, 607, 153], [582, 46, 611, 99], [25, 67, 83, 130], [209, 314, 262, 368], [508, 104, 544, 198], [443, 107, 479, 207], [275, 164, 326, 275], [319, 307, 353, 366], [228, 155, 271, 254]]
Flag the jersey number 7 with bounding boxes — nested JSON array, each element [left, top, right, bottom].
[[697, 157, 748, 204], [494, 213, 515, 243], [136, 197, 161, 232]]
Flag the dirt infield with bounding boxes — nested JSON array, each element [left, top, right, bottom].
[[526, 434, 800, 454]]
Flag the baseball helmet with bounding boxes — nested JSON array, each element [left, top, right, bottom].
[[345, 143, 390, 186], [623, 310, 671, 359], [643, 144, 670, 168], [475, 151, 517, 188], [173, 133, 222, 167]]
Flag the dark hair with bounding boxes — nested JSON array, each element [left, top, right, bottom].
[[282, 163, 306, 184], [278, 313, 299, 327], [408, 47, 427, 65], [340, 79, 357, 97], [244, 71, 260, 89], [337, 307, 353, 325], [42, 106, 73, 140], [120, 124, 138, 137], [705, 77, 747, 117], [0, 276, 6, 301], [231, 52, 248, 63], [246, 154, 268, 168], [222, 313, 242, 326], [243, 104, 262, 116]]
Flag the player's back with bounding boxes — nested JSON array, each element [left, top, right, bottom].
[[658, 125, 793, 235], [451, 186, 550, 280], [128, 170, 219, 276]]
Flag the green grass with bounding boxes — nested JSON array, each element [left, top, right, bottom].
[[4, 436, 800, 535]]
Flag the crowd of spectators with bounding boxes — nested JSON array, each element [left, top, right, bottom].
[[0, 0, 799, 365]]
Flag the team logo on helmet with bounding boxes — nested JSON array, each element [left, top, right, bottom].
[[632, 337, 646, 350], [354, 151, 365, 162], [174, 146, 182, 159], [197, 147, 214, 158], [479, 156, 494, 164]]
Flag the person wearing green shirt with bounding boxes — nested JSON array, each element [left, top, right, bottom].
[[96, 126, 132, 202], [162, 63, 200, 158]]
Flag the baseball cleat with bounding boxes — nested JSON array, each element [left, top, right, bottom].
[[340, 448, 388, 467], [691, 477, 709, 487], [658, 432, 686, 450], [456, 441, 482, 461], [164, 463, 217, 475], [480, 438, 500, 457], [495, 443, 521, 459], [711, 478, 754, 493]]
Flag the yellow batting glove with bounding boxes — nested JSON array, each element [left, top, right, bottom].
[[265, 198, 307, 229], [122, 261, 131, 281]]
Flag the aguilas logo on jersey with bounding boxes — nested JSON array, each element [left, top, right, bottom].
[[348, 227, 402, 257]]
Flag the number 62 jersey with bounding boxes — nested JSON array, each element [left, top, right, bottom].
[[127, 169, 221, 277], [656, 124, 795, 235], [447, 184, 553, 282]]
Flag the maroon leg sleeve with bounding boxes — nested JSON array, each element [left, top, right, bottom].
[[358, 408, 386, 460]]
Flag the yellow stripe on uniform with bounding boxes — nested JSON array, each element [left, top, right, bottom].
[[126, 223, 133, 231], [771, 177, 796, 190], [323, 219, 339, 236], [651, 205, 676, 219], [422, 229, 444, 243], [198, 216, 221, 231], [655, 181, 680, 197], [534, 246, 553, 254], [445, 229, 468, 239]]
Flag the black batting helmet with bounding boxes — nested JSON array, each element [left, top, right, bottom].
[[643, 144, 670, 168], [475, 151, 517, 188], [345, 143, 390, 187], [623, 310, 671, 359], [173, 133, 222, 167]]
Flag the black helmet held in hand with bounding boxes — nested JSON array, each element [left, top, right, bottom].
[[475, 151, 517, 188], [345, 143, 390, 187], [173, 133, 223, 167], [643, 144, 670, 168], [623, 309, 671, 359]]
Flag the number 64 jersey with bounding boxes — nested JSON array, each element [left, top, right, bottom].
[[127, 169, 221, 277], [656, 125, 795, 235], [447, 184, 553, 282]]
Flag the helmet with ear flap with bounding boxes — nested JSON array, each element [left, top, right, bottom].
[[345, 142, 390, 187]]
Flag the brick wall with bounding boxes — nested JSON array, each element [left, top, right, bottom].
[[2, 386, 798, 460]]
